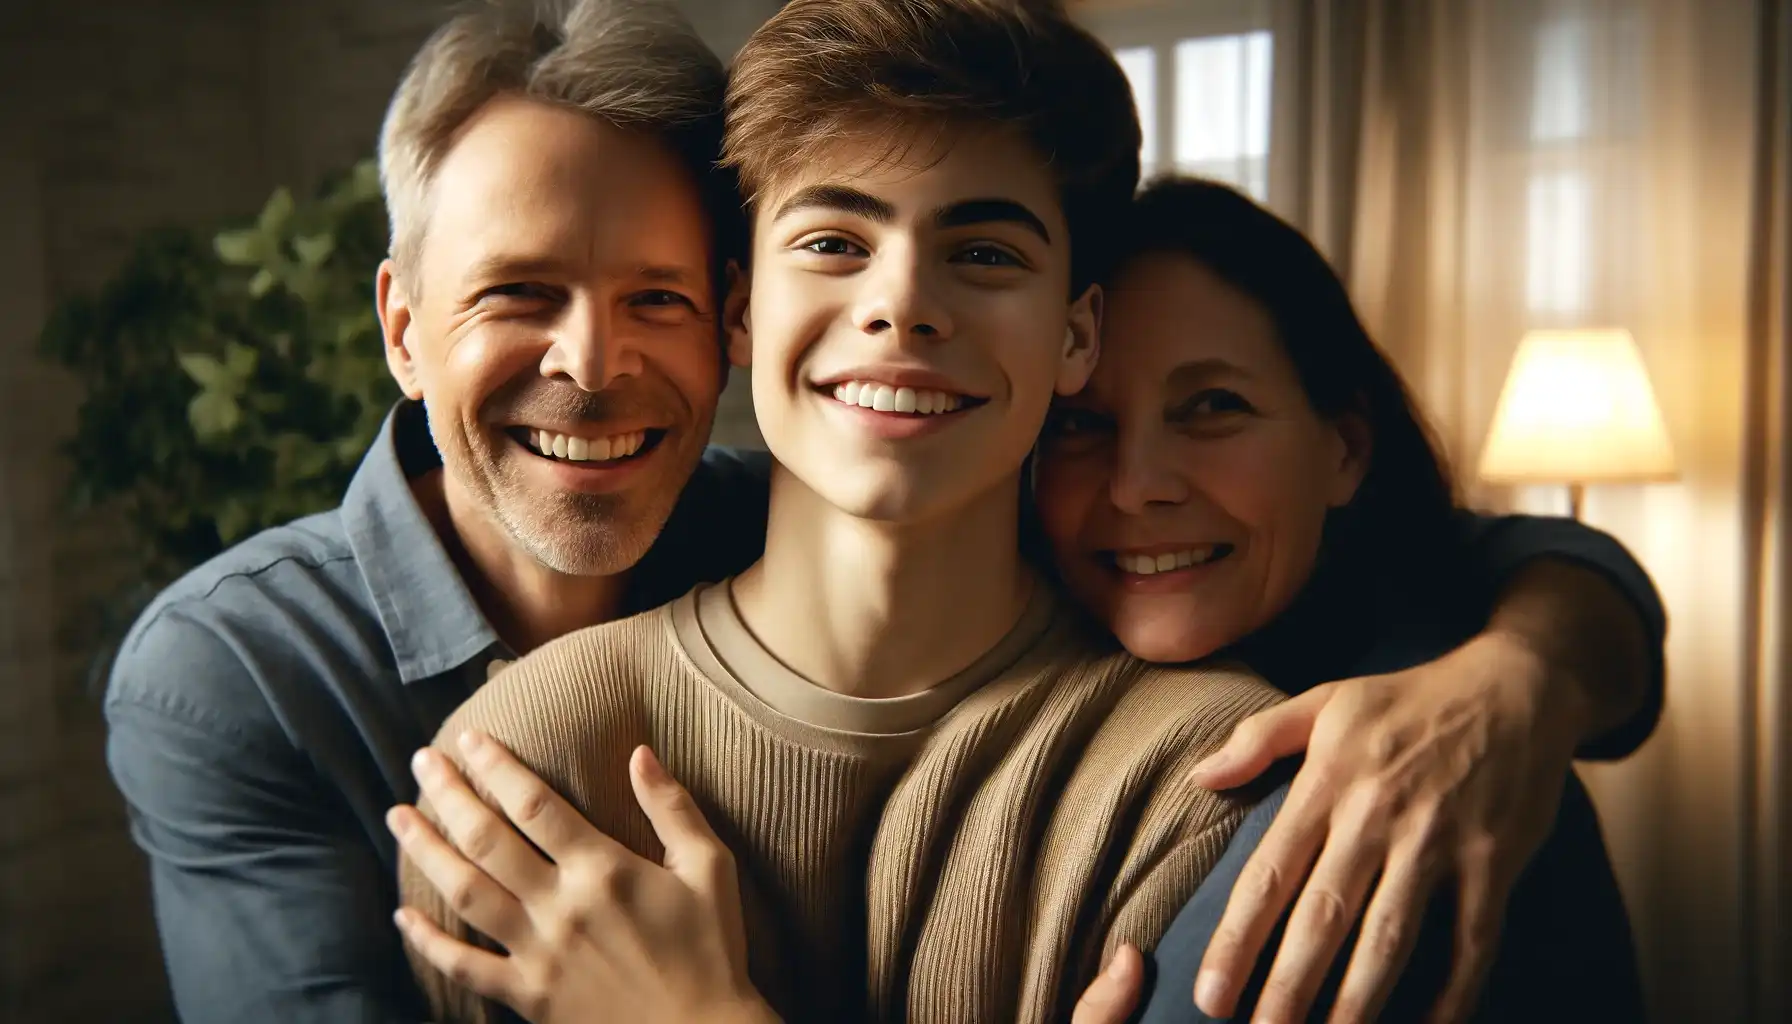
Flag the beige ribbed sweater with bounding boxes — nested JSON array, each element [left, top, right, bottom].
[[399, 582, 1282, 1023]]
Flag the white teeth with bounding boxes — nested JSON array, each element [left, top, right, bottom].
[[830, 381, 967, 416], [1116, 546, 1223, 575], [527, 429, 646, 462]]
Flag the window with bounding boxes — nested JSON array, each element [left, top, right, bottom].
[[1083, 2, 1275, 200]]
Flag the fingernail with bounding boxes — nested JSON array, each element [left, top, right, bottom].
[[636, 746, 668, 784], [393, 908, 413, 932], [385, 807, 411, 837], [1194, 969, 1229, 1012], [1107, 947, 1136, 981], [411, 748, 439, 780], [1189, 756, 1223, 786]]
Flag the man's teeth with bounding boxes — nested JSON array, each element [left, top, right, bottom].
[[831, 381, 966, 415], [1116, 547, 1225, 575], [527, 429, 647, 462]]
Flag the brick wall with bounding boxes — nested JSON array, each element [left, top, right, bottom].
[[0, 2, 773, 1018]]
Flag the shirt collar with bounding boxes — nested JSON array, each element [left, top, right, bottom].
[[341, 401, 504, 684]]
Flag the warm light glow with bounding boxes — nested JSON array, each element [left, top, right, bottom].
[[1478, 328, 1678, 484]]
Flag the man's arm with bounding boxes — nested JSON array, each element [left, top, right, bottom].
[[105, 610, 425, 1024]]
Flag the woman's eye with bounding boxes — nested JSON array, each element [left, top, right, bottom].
[[1179, 389, 1256, 417], [1044, 407, 1114, 439], [954, 245, 1023, 268], [803, 237, 867, 257]]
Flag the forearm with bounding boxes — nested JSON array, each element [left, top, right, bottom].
[[1479, 558, 1653, 751]]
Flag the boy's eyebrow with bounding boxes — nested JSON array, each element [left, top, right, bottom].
[[774, 184, 896, 223], [934, 198, 1052, 244]]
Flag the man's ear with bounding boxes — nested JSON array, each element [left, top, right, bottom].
[[723, 259, 753, 369], [1327, 407, 1374, 507], [376, 259, 424, 400], [1054, 282, 1103, 397]]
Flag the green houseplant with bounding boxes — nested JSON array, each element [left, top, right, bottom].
[[39, 159, 400, 661]]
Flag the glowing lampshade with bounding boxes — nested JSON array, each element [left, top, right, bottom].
[[1478, 328, 1678, 488]]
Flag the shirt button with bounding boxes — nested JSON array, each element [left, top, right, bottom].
[[486, 659, 511, 680]]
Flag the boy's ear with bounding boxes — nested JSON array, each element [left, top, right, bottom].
[[376, 259, 424, 400], [1054, 283, 1103, 397], [723, 259, 752, 369]]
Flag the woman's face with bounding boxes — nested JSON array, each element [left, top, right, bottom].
[[1034, 251, 1368, 663]]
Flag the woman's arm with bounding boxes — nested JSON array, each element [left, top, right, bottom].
[[1184, 514, 1662, 1024]]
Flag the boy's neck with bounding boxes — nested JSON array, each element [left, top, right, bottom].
[[731, 464, 1037, 701]]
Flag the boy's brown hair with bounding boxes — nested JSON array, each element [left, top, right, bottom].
[[723, 0, 1141, 291]]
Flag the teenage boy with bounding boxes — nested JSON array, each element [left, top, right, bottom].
[[394, 1, 1286, 1021]]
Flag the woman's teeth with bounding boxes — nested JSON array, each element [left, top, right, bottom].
[[527, 429, 646, 462], [1115, 546, 1227, 575], [831, 381, 966, 415]]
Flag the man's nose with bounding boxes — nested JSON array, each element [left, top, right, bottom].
[[538, 298, 642, 391], [850, 246, 955, 342]]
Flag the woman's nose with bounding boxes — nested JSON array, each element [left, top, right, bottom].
[[1108, 435, 1190, 513]]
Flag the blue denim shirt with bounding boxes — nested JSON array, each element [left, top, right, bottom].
[[105, 401, 1663, 1023]]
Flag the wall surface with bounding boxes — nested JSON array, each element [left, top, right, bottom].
[[0, 2, 775, 1018]]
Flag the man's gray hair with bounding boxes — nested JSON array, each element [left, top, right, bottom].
[[378, 0, 728, 276]]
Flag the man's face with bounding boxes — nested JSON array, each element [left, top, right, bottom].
[[729, 125, 1100, 525], [378, 95, 722, 576]]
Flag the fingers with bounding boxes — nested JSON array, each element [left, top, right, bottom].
[[1326, 833, 1438, 1023], [394, 905, 525, 1008], [456, 731, 615, 862], [411, 745, 555, 901], [1253, 799, 1388, 1024], [1429, 847, 1505, 1023], [1071, 944, 1144, 1024], [630, 746, 734, 887], [1190, 684, 1335, 790], [388, 803, 531, 946], [1195, 771, 1332, 1017]]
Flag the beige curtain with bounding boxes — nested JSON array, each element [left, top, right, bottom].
[[1263, 0, 1790, 1019]]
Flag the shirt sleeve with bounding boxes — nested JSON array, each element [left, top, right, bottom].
[[104, 609, 429, 1024], [1456, 512, 1667, 759]]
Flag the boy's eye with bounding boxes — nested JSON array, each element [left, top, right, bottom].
[[803, 237, 867, 257], [953, 245, 1024, 268]]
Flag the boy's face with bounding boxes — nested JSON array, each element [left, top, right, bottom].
[[728, 125, 1100, 525]]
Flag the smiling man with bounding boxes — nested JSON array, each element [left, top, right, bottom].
[[101, 3, 768, 1021]]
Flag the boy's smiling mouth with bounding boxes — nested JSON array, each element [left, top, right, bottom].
[[827, 381, 975, 416]]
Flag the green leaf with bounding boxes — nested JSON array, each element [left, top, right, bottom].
[[177, 352, 229, 390], [293, 233, 335, 268], [214, 499, 252, 544], [248, 267, 277, 298], [224, 342, 258, 379], [257, 188, 295, 236], [188, 390, 242, 439], [214, 228, 266, 266]]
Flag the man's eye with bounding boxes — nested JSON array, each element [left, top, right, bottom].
[[480, 282, 558, 303], [954, 245, 1023, 268], [803, 237, 867, 257]]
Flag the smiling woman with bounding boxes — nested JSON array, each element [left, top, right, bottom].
[[1033, 178, 1653, 1022]]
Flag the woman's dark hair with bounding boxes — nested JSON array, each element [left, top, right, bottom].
[[1121, 176, 1461, 590]]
